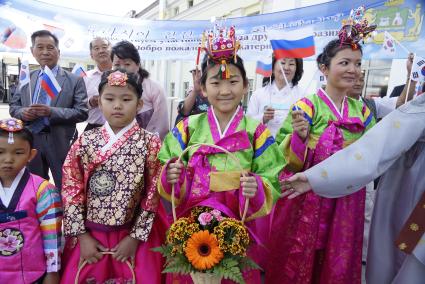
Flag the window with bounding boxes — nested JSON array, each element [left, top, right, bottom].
[[170, 82, 175, 97], [188, 0, 194, 8], [183, 81, 190, 97], [362, 59, 392, 98], [69, 62, 76, 68], [174, 7, 179, 16], [87, 64, 95, 71]]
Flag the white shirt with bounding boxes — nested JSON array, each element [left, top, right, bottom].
[[246, 82, 304, 137], [371, 96, 397, 118], [0, 168, 25, 207], [84, 67, 106, 125]]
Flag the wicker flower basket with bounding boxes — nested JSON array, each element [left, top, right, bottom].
[[168, 143, 251, 284], [74, 251, 136, 284], [190, 272, 222, 284]]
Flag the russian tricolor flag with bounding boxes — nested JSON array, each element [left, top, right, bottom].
[[71, 64, 87, 77], [256, 60, 273, 77], [40, 66, 61, 100], [268, 27, 315, 59]]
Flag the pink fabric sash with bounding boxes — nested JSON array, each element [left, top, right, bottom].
[[266, 92, 367, 284]]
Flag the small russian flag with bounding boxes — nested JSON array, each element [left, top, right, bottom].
[[71, 64, 87, 77], [268, 27, 315, 59], [256, 60, 273, 77], [41, 66, 62, 100]]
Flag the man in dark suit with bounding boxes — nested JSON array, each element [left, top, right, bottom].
[[9, 30, 88, 189]]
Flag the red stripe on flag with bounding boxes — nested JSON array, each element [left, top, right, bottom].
[[274, 46, 315, 59], [41, 81, 58, 100], [256, 68, 273, 77]]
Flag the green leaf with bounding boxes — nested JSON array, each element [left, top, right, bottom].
[[239, 257, 261, 271]]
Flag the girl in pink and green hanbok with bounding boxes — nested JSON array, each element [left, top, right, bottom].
[[265, 37, 376, 284], [158, 52, 284, 283]]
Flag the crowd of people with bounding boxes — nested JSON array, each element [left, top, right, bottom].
[[1, 14, 424, 284]]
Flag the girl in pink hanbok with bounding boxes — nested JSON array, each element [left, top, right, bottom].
[[61, 70, 168, 284], [265, 11, 378, 284], [0, 118, 62, 284], [158, 27, 284, 284]]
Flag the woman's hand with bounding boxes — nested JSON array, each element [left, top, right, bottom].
[[167, 161, 184, 184], [263, 107, 275, 124], [280, 172, 312, 199], [291, 110, 309, 142]]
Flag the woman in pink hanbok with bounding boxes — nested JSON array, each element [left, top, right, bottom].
[[264, 11, 377, 284]]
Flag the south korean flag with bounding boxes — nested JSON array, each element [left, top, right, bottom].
[[410, 55, 425, 82]]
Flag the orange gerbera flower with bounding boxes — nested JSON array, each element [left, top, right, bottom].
[[185, 230, 224, 270]]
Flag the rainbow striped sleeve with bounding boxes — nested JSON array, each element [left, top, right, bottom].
[[254, 124, 275, 158], [362, 104, 374, 129], [171, 118, 189, 150], [36, 181, 62, 272], [292, 98, 314, 125]]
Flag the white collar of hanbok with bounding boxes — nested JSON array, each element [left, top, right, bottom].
[[272, 81, 293, 94], [320, 88, 345, 118], [101, 119, 137, 153], [211, 105, 241, 139], [0, 168, 25, 207]]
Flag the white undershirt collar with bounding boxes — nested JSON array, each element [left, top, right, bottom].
[[0, 168, 25, 207], [320, 88, 345, 118], [101, 119, 137, 153], [211, 105, 240, 139]]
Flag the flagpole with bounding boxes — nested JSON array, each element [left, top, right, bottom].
[[28, 63, 33, 105], [279, 63, 290, 87], [405, 53, 416, 104]]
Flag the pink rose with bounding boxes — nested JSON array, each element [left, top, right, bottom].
[[198, 212, 213, 226], [210, 209, 222, 218]]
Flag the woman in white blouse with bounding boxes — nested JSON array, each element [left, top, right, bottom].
[[247, 56, 304, 137]]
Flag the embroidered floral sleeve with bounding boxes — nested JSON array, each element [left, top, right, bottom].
[[36, 181, 62, 272], [62, 136, 87, 237], [130, 134, 161, 241]]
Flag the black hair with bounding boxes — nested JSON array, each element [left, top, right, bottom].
[[200, 54, 248, 86], [110, 41, 149, 81], [31, 30, 59, 47], [316, 39, 363, 68], [262, 56, 303, 87], [0, 128, 34, 149], [89, 37, 111, 50], [98, 68, 143, 99]]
